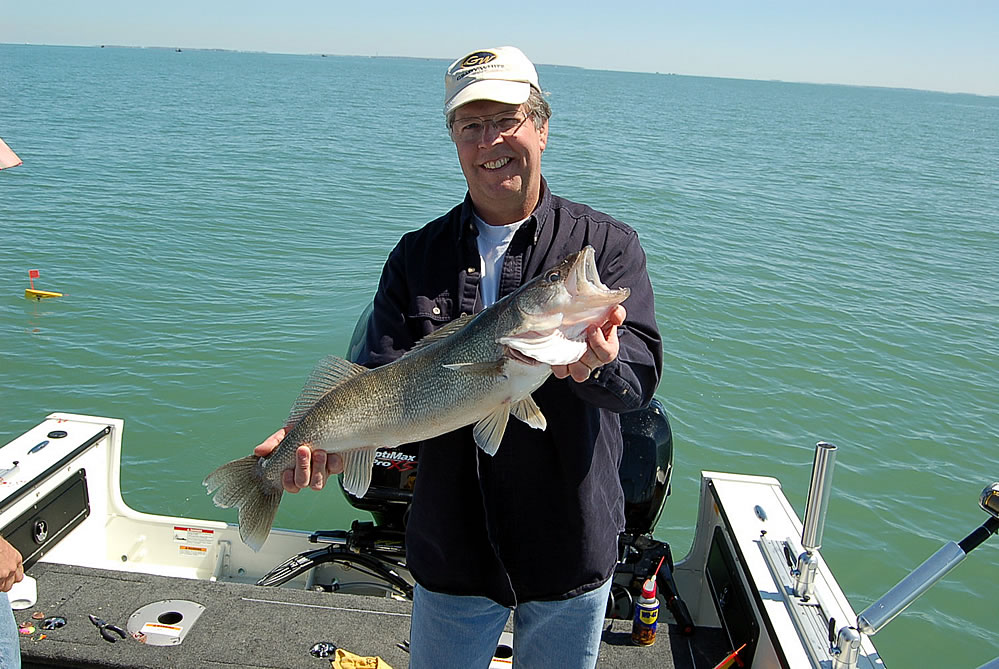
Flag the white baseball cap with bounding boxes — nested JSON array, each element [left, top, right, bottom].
[[444, 46, 540, 116]]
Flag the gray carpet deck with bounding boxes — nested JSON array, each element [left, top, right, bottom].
[[19, 562, 728, 668]]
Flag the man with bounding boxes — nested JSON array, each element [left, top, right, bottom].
[[256, 46, 662, 668], [0, 537, 23, 668]]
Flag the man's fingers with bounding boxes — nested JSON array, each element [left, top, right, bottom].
[[310, 450, 328, 490], [253, 428, 287, 457], [291, 445, 312, 491], [326, 453, 345, 476], [270, 442, 340, 493], [588, 326, 610, 363], [568, 360, 591, 383], [590, 325, 619, 365], [539, 305, 626, 384], [281, 469, 301, 494]]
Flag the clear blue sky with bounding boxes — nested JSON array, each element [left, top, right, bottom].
[[4, 0, 997, 96]]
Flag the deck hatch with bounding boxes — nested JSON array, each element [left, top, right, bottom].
[[1, 468, 90, 570]]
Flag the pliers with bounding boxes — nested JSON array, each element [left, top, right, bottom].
[[89, 614, 127, 643]]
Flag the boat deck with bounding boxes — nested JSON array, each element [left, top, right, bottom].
[[19, 562, 728, 668]]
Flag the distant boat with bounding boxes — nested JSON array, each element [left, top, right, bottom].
[[0, 137, 22, 170]]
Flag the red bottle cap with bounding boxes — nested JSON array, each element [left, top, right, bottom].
[[641, 577, 656, 599]]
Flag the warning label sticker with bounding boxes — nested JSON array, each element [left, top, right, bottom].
[[141, 622, 183, 638], [174, 526, 214, 557]]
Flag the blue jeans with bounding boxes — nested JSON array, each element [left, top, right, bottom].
[[0, 592, 20, 669], [409, 579, 612, 669]]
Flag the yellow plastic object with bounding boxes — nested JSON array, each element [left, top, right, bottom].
[[332, 648, 394, 669], [25, 289, 63, 300]]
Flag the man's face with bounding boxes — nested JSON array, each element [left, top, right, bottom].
[[451, 99, 548, 225]]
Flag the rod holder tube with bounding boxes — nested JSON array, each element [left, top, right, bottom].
[[793, 549, 819, 600], [801, 441, 837, 552], [831, 626, 862, 669], [857, 541, 966, 635]]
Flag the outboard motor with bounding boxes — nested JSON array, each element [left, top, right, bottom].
[[612, 400, 692, 633], [337, 445, 419, 530], [619, 398, 673, 535]]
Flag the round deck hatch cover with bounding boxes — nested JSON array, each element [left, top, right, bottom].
[[127, 599, 205, 646]]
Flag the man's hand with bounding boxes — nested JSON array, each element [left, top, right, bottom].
[[552, 305, 625, 383], [253, 428, 345, 493], [0, 537, 23, 593]]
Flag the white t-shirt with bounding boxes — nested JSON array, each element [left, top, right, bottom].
[[474, 214, 526, 307]]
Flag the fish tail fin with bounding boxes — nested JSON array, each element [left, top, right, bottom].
[[203, 454, 283, 552]]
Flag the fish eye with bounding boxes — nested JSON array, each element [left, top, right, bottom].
[[546, 271, 561, 282]]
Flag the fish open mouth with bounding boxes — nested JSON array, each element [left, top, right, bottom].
[[560, 247, 630, 327], [566, 247, 610, 294], [499, 246, 630, 366]]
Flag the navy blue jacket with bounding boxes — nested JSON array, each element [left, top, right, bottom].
[[357, 179, 662, 606]]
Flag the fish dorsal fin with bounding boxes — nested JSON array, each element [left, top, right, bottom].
[[510, 394, 547, 430], [473, 405, 511, 456], [341, 446, 379, 498], [285, 355, 368, 428], [404, 313, 475, 357], [498, 330, 587, 366]]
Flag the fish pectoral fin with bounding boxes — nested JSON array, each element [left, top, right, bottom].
[[498, 332, 587, 366], [442, 360, 505, 376], [510, 395, 547, 431], [403, 313, 475, 356], [473, 406, 511, 456], [286, 355, 369, 428], [341, 447, 378, 498]]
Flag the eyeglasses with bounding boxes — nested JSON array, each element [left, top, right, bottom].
[[450, 111, 529, 143]]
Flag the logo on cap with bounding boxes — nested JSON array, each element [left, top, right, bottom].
[[460, 51, 497, 68]]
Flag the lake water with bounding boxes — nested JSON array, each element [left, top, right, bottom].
[[1, 43, 997, 666]]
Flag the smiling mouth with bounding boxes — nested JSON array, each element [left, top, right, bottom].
[[482, 157, 511, 170]]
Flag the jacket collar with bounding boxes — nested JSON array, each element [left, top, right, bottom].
[[457, 177, 549, 245]]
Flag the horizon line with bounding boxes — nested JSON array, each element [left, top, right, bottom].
[[3, 42, 996, 99]]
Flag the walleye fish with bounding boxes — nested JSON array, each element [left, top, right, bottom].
[[204, 246, 629, 550]]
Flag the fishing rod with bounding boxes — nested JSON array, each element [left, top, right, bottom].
[[830, 482, 999, 669]]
